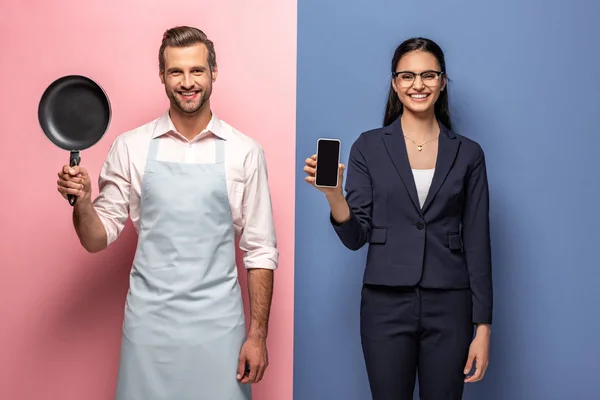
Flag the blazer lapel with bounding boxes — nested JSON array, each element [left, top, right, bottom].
[[382, 119, 422, 214], [421, 123, 460, 212]]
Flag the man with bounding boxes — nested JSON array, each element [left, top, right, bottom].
[[56, 26, 278, 400]]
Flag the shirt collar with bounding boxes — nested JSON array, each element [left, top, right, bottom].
[[152, 109, 228, 140]]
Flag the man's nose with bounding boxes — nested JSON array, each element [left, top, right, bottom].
[[181, 73, 193, 88]]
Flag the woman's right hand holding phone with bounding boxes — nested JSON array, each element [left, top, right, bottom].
[[303, 154, 344, 194], [303, 154, 350, 224]]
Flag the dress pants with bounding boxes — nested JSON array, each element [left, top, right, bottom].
[[360, 284, 474, 400]]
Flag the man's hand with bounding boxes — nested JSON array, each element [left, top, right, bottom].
[[56, 164, 108, 252], [237, 336, 268, 384], [57, 165, 92, 204], [464, 324, 491, 383]]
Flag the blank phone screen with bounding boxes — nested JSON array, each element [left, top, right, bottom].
[[315, 139, 340, 187]]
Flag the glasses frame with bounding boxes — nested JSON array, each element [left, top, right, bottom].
[[392, 70, 444, 87]]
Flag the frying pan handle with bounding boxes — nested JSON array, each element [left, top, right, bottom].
[[68, 151, 81, 206]]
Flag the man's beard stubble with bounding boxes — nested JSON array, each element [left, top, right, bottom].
[[167, 84, 212, 115]]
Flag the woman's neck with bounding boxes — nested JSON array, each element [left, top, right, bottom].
[[400, 110, 439, 142]]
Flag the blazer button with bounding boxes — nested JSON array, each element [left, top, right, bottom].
[[415, 221, 425, 230]]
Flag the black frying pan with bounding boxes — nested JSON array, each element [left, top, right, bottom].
[[38, 75, 111, 206]]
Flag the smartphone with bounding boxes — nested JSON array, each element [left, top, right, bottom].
[[315, 138, 341, 188]]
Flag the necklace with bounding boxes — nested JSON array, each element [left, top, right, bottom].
[[403, 134, 439, 151]]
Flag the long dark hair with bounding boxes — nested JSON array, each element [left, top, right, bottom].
[[383, 37, 452, 130]]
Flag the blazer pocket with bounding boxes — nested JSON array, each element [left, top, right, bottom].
[[447, 233, 463, 251], [369, 227, 387, 244]]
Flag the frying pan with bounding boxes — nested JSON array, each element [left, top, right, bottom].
[[38, 75, 111, 206]]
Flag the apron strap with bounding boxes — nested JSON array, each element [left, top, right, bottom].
[[148, 136, 161, 161], [214, 137, 225, 164]]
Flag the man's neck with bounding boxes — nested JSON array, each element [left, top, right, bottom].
[[400, 110, 439, 142], [169, 103, 212, 141]]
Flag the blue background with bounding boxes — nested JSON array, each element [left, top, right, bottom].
[[294, 0, 600, 399]]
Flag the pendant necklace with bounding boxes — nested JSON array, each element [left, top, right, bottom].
[[403, 134, 439, 151]]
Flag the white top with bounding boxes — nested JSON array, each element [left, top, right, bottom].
[[91, 110, 279, 271], [412, 168, 435, 208]]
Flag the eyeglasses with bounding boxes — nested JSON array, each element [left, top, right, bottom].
[[392, 70, 444, 87]]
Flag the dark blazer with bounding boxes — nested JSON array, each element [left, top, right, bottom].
[[331, 117, 493, 325]]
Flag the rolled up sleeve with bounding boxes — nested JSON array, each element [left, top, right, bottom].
[[238, 144, 279, 270], [92, 135, 131, 247]]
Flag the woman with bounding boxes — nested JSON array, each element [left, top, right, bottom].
[[303, 37, 493, 399]]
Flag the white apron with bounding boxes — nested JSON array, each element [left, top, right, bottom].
[[114, 128, 251, 400]]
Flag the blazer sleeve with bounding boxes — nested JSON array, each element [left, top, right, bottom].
[[462, 144, 493, 325], [330, 135, 373, 251]]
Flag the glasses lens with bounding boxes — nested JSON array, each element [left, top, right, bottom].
[[421, 72, 439, 86], [397, 73, 415, 87], [396, 72, 440, 87]]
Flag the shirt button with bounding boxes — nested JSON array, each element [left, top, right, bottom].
[[415, 221, 425, 230]]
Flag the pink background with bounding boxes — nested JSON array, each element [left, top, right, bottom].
[[0, 1, 296, 399]]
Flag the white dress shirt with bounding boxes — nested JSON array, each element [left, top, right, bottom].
[[92, 110, 279, 271], [412, 168, 435, 208]]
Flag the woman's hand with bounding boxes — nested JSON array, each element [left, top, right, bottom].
[[464, 324, 491, 383], [303, 154, 345, 197], [303, 154, 350, 224]]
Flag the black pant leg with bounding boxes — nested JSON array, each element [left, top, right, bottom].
[[360, 284, 419, 400], [417, 288, 474, 400]]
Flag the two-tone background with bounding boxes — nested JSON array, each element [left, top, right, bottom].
[[1, 0, 599, 399]]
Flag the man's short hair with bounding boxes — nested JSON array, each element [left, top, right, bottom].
[[159, 26, 217, 73]]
